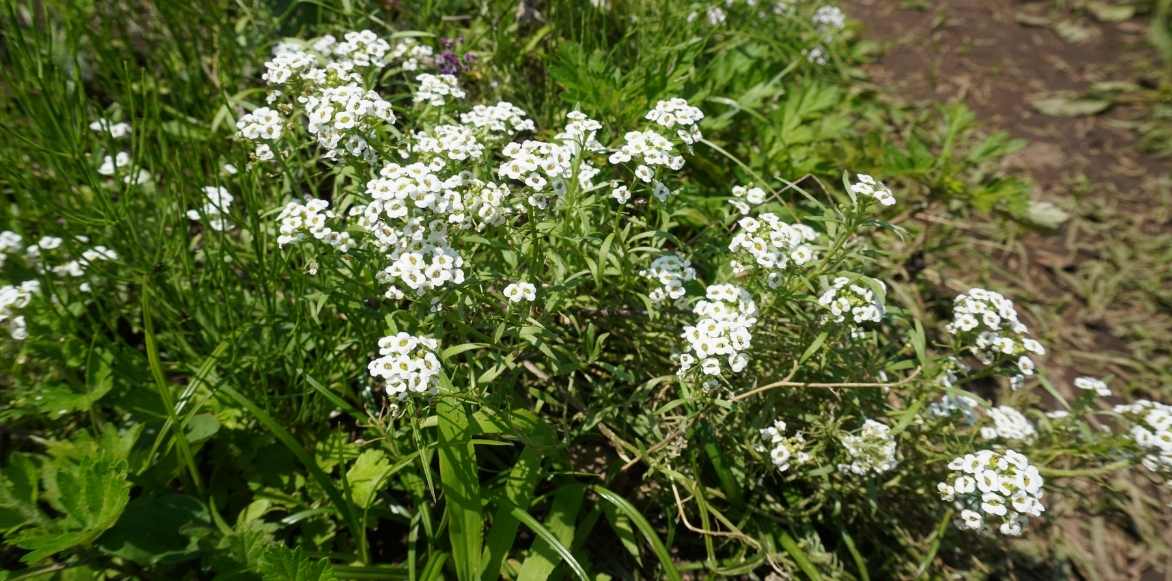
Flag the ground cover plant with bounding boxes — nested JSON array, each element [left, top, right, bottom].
[[0, 0, 1168, 579]]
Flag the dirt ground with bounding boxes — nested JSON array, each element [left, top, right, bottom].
[[842, 0, 1171, 578]]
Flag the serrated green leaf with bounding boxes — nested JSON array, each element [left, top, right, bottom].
[[258, 545, 336, 581], [14, 456, 131, 563], [97, 494, 210, 565], [0, 453, 41, 532], [347, 449, 394, 509]]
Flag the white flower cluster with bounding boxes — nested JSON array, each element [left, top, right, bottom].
[[502, 281, 537, 303], [728, 213, 819, 282], [460, 102, 535, 137], [187, 186, 235, 232], [276, 198, 352, 251], [380, 245, 465, 297], [367, 332, 442, 399], [18, 236, 117, 293], [804, 46, 828, 65], [411, 124, 484, 162], [236, 107, 283, 160], [0, 231, 23, 268], [980, 405, 1036, 443], [640, 254, 696, 303], [327, 30, 391, 68], [1074, 376, 1111, 397], [389, 38, 435, 71], [262, 30, 389, 86], [644, 98, 704, 145], [236, 107, 283, 141], [1114, 400, 1172, 475], [462, 179, 517, 228], [50, 246, 118, 281], [610, 131, 684, 190], [945, 288, 1045, 387], [812, 5, 846, 31], [678, 284, 757, 380], [728, 184, 767, 215], [303, 83, 395, 158], [89, 118, 131, 139], [0, 281, 39, 340], [498, 113, 604, 207], [929, 394, 981, 425], [355, 161, 469, 296], [938, 449, 1045, 536], [98, 152, 150, 184], [256, 31, 397, 160], [849, 173, 896, 207], [414, 73, 466, 107], [97, 151, 130, 176], [817, 276, 885, 334], [837, 419, 898, 476], [758, 419, 811, 473]]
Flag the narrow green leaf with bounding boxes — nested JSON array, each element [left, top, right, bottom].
[[437, 399, 483, 581], [778, 531, 821, 580], [512, 502, 588, 581], [591, 486, 681, 581], [216, 385, 361, 553]]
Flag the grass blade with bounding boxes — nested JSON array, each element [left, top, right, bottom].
[[215, 384, 362, 558], [779, 531, 821, 580], [516, 484, 585, 580], [592, 486, 681, 581], [512, 501, 589, 581]]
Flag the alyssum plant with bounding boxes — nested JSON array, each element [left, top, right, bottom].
[[1, 12, 1169, 581]]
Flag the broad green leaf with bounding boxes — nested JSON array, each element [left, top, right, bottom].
[[481, 446, 542, 580], [259, 545, 337, 581], [347, 449, 394, 509], [14, 456, 131, 563], [437, 399, 483, 581], [0, 453, 41, 531], [517, 484, 587, 581], [97, 494, 210, 565]]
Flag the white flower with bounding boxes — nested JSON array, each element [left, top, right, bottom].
[[0, 280, 40, 340], [678, 285, 757, 379], [236, 107, 284, 141], [641, 254, 696, 303], [940, 449, 1044, 536], [945, 288, 1043, 384], [368, 332, 442, 399], [187, 186, 235, 232], [817, 276, 886, 332], [1074, 376, 1111, 397], [837, 419, 898, 476], [97, 151, 131, 176], [849, 173, 896, 207], [1114, 400, 1172, 476], [728, 212, 820, 276], [90, 118, 131, 138], [503, 281, 537, 303], [812, 5, 846, 32], [414, 73, 466, 107], [758, 419, 811, 473], [981, 406, 1036, 443]]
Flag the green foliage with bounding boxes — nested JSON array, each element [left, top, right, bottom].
[[0, 0, 1157, 579]]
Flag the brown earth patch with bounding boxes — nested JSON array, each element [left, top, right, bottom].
[[843, 0, 1172, 578]]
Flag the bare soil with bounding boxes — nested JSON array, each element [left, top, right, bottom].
[[843, 0, 1172, 578]]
